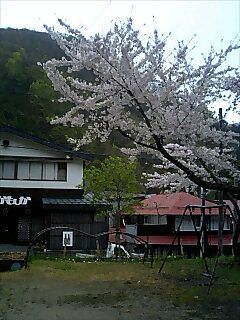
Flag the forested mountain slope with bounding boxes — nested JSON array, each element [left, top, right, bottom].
[[0, 28, 116, 153]]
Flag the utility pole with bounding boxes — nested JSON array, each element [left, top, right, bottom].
[[200, 187, 208, 257], [218, 108, 224, 255]]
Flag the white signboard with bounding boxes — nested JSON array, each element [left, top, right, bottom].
[[62, 231, 73, 247], [0, 196, 31, 205]]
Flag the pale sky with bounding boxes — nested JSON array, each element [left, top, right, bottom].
[[0, 0, 239, 122], [1, 1, 239, 49]]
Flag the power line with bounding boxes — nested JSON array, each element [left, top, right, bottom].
[[86, 0, 112, 34]]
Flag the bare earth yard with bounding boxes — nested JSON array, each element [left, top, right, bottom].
[[0, 258, 240, 320]]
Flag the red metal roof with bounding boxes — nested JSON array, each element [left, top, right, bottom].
[[131, 192, 226, 216]]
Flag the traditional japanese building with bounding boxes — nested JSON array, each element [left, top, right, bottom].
[[0, 125, 108, 251], [113, 192, 233, 257]]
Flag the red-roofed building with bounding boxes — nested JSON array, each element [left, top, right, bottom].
[[111, 192, 233, 257]]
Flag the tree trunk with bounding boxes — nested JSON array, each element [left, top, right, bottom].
[[200, 188, 208, 257], [218, 191, 224, 256], [115, 199, 121, 233], [232, 215, 240, 261], [114, 211, 120, 260], [115, 199, 122, 260], [228, 194, 240, 261]]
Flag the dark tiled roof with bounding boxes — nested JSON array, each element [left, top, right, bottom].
[[0, 125, 94, 161], [42, 197, 91, 205], [42, 197, 110, 211]]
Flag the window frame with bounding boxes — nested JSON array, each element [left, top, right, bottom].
[[0, 160, 67, 182]]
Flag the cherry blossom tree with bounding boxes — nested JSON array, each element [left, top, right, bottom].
[[42, 19, 240, 256]]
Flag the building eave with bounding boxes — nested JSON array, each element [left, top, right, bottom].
[[0, 125, 94, 162]]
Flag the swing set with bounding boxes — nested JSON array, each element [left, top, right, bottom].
[[158, 203, 235, 293]]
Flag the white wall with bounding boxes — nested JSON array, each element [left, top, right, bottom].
[[0, 133, 63, 158], [67, 158, 84, 189], [0, 132, 84, 189]]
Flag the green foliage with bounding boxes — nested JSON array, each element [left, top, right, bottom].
[[84, 156, 139, 205], [84, 156, 140, 229], [0, 28, 66, 140], [5, 48, 29, 82], [29, 79, 56, 102]]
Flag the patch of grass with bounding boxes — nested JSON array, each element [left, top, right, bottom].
[[27, 256, 240, 289], [152, 256, 240, 309], [2, 255, 240, 320], [22, 257, 152, 286]]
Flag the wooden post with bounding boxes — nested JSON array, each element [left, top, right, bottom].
[[96, 239, 100, 258], [63, 234, 67, 258], [63, 244, 67, 258]]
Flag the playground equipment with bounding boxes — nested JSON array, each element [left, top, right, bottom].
[[158, 203, 234, 294], [24, 226, 153, 268]]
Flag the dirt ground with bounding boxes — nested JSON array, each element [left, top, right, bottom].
[[0, 259, 239, 320]]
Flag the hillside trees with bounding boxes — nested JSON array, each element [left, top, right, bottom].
[[42, 19, 240, 256], [0, 28, 88, 144], [0, 29, 63, 138]]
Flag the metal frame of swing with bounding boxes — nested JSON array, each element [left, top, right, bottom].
[[158, 203, 234, 293]]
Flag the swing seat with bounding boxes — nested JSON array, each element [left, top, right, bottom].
[[202, 272, 212, 278]]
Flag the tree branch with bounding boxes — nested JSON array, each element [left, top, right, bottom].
[[152, 134, 240, 194]]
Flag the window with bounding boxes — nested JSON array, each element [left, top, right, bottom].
[[30, 162, 42, 180], [4, 162, 15, 179], [207, 216, 231, 231], [175, 216, 200, 231], [0, 161, 15, 179], [0, 161, 3, 178], [17, 162, 30, 180], [57, 163, 67, 181], [144, 215, 167, 225], [224, 217, 231, 230], [125, 215, 138, 224], [44, 163, 55, 180], [144, 215, 157, 224], [0, 160, 67, 181], [208, 216, 218, 231]]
